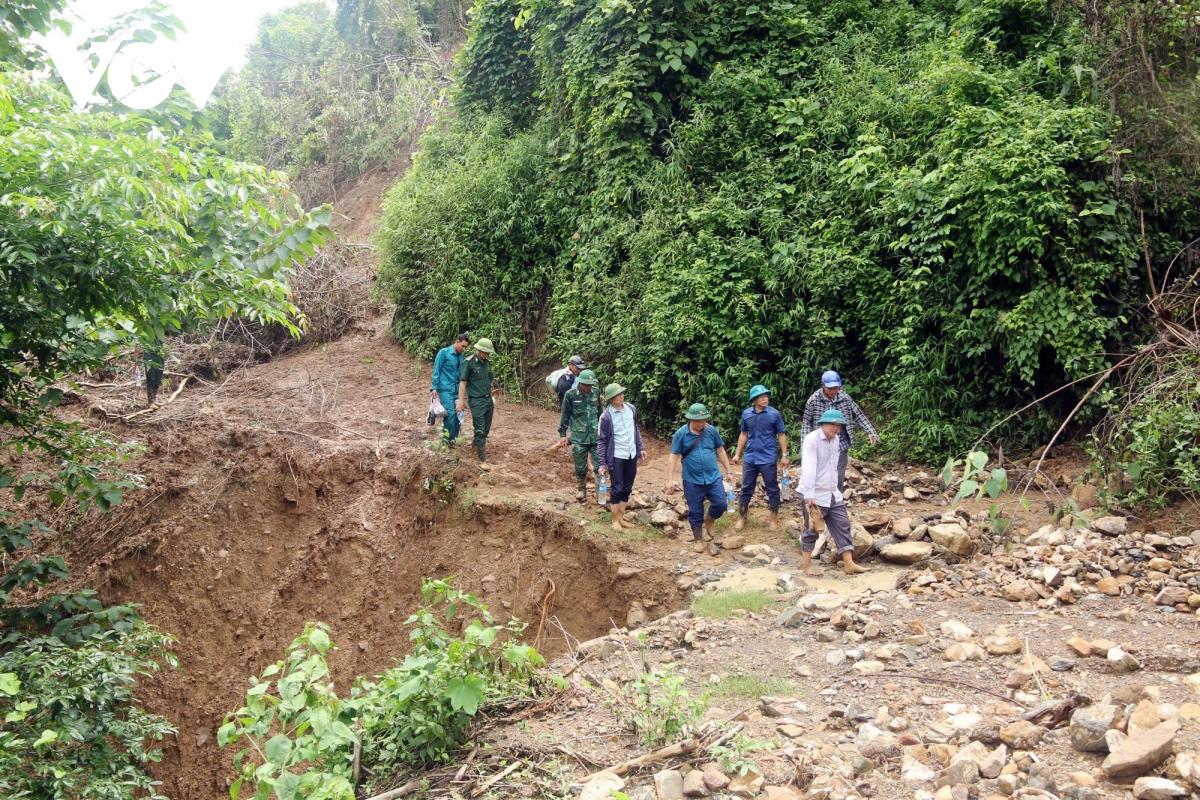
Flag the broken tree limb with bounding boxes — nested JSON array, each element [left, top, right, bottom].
[[363, 780, 421, 800], [589, 738, 698, 780], [880, 673, 1026, 709], [470, 760, 521, 797]]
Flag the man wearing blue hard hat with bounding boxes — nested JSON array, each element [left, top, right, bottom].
[[799, 408, 868, 576], [731, 384, 788, 531], [800, 369, 879, 492]]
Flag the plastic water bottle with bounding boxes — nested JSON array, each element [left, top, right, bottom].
[[134, 366, 143, 388], [724, 476, 735, 505], [598, 473, 608, 506], [457, 410, 465, 425], [781, 470, 793, 502]]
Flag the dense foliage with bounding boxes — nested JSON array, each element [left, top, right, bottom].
[[219, 580, 544, 799], [377, 0, 1199, 461], [221, 0, 467, 205]]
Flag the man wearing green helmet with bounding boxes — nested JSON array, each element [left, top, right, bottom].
[[731, 384, 789, 531], [559, 369, 603, 501], [665, 403, 734, 547], [799, 408, 868, 576], [458, 337, 496, 463]]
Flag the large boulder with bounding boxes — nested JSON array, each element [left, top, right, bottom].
[[1092, 516, 1128, 536], [1103, 719, 1179, 778], [929, 523, 975, 556], [880, 541, 933, 564], [851, 522, 874, 560], [1070, 704, 1119, 752]]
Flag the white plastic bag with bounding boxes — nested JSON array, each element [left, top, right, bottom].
[[427, 396, 447, 424], [545, 367, 569, 391]]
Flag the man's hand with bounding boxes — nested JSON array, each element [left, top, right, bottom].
[[456, 400, 465, 413], [559, 436, 569, 449], [598, 466, 608, 476], [731, 454, 741, 465], [869, 435, 879, 446], [806, 497, 818, 510], [781, 455, 791, 467], [430, 389, 437, 398], [639, 450, 648, 462], [664, 481, 677, 495]]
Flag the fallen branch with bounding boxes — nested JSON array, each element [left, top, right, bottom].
[[589, 738, 698, 779], [470, 760, 522, 797], [705, 723, 745, 752], [879, 673, 1026, 709], [364, 780, 421, 800]]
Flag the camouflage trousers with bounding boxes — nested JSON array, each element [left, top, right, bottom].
[[571, 441, 599, 481]]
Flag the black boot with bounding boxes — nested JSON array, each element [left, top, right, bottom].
[[691, 526, 704, 542]]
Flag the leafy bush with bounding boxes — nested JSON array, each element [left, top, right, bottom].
[[0, 626, 177, 799], [219, 579, 544, 799], [607, 665, 707, 748], [376, 0, 1168, 456]]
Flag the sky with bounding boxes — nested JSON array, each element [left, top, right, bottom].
[[41, 0, 327, 108]]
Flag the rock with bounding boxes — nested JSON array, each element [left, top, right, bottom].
[[1132, 777, 1189, 799], [1065, 636, 1092, 657], [1072, 483, 1099, 510], [929, 523, 975, 556], [582, 771, 625, 800], [851, 523, 874, 560], [1092, 516, 1127, 535], [1070, 704, 1118, 753], [701, 769, 729, 791], [727, 765, 764, 797], [881, 541, 934, 564], [936, 759, 979, 788], [775, 608, 805, 628], [650, 508, 678, 527], [1003, 580, 1039, 602], [719, 535, 745, 550], [682, 769, 709, 797], [800, 594, 847, 612], [902, 754, 938, 784], [969, 717, 1004, 745], [1174, 752, 1200, 783], [945, 642, 986, 662], [627, 601, 648, 628], [1185, 673, 1200, 695], [1102, 719, 1179, 778], [762, 787, 800, 800], [941, 620, 974, 642], [741, 544, 773, 557], [826, 650, 847, 667], [893, 517, 916, 538], [654, 769, 685, 800], [1127, 700, 1162, 738], [1108, 646, 1142, 673], [854, 660, 886, 675], [1005, 668, 1033, 689], [1179, 703, 1200, 721], [1106, 729, 1129, 753], [903, 486, 921, 500], [978, 744, 1007, 779], [1096, 577, 1120, 595], [984, 635, 1023, 655], [1028, 761, 1057, 792], [853, 755, 874, 775], [1000, 720, 1043, 750], [1155, 586, 1190, 606]]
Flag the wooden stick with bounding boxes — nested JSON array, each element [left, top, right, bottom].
[[453, 746, 479, 783], [470, 760, 521, 797], [705, 723, 745, 753], [589, 738, 698, 779], [364, 780, 421, 800], [880, 673, 1026, 708], [166, 375, 191, 404]]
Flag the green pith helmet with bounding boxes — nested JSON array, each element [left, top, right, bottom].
[[685, 403, 711, 420], [577, 369, 599, 385], [474, 337, 495, 353], [603, 383, 625, 402], [749, 384, 770, 401], [818, 408, 847, 425]]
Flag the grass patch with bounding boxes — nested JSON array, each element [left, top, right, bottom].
[[708, 674, 797, 699], [691, 590, 779, 619]]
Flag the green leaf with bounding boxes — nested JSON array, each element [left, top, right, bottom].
[[445, 675, 485, 714], [264, 733, 292, 765], [983, 479, 1001, 499], [0, 672, 20, 695], [953, 479, 978, 502], [33, 729, 58, 748], [969, 451, 988, 470], [941, 457, 956, 485], [308, 627, 331, 655]]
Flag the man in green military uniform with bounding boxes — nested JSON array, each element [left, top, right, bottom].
[[457, 338, 496, 463], [558, 369, 602, 501]]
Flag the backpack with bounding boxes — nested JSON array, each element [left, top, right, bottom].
[[545, 367, 569, 391]]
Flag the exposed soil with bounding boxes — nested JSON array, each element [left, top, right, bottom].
[[25, 167, 1200, 800]]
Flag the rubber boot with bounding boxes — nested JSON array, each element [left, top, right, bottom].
[[691, 526, 704, 542], [576, 475, 587, 502], [703, 514, 716, 541], [475, 445, 486, 463], [768, 504, 780, 532], [734, 503, 748, 530]]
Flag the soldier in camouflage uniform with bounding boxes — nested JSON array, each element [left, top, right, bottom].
[[558, 369, 602, 501]]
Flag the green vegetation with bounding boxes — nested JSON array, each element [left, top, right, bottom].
[[219, 579, 544, 798], [707, 673, 795, 699], [692, 590, 779, 619], [376, 0, 1200, 475], [222, 0, 468, 204], [607, 665, 707, 747]]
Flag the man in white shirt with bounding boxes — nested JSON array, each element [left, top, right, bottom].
[[800, 409, 868, 576]]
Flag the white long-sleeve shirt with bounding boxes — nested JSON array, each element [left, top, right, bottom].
[[800, 427, 843, 507]]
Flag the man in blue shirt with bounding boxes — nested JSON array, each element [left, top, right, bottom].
[[664, 403, 734, 546], [731, 384, 789, 532], [430, 333, 469, 443]]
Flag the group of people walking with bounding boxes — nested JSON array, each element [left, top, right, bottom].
[[431, 336, 880, 573]]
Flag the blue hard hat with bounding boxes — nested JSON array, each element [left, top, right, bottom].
[[818, 409, 847, 425], [749, 384, 770, 401], [821, 370, 842, 388]]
